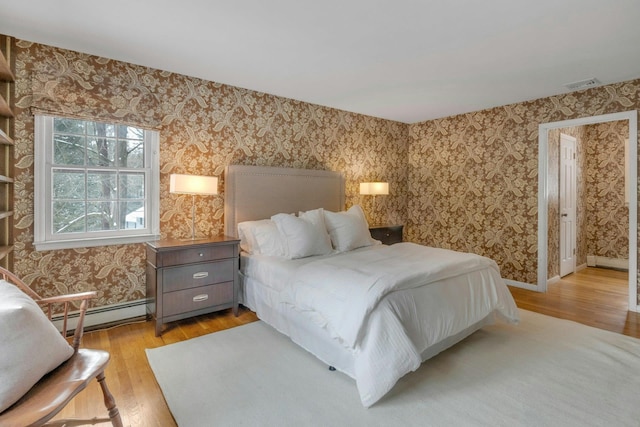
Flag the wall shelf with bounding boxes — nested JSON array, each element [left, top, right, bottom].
[[0, 34, 15, 270], [0, 96, 13, 118], [0, 245, 13, 260], [0, 129, 13, 145], [0, 50, 14, 82]]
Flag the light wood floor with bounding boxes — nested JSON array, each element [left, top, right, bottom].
[[54, 267, 639, 426], [509, 267, 639, 338]]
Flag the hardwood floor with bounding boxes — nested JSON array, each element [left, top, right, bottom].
[[52, 267, 639, 426], [509, 267, 639, 338]]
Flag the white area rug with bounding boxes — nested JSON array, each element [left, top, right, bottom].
[[146, 310, 640, 427]]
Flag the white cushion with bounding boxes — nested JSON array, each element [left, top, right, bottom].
[[237, 219, 271, 254], [238, 219, 287, 257], [251, 220, 287, 257], [0, 279, 74, 413], [272, 210, 332, 259], [324, 205, 377, 252]]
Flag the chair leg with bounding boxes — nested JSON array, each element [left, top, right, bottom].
[[96, 371, 123, 427]]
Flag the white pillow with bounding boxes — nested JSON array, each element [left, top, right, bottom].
[[250, 220, 287, 257], [0, 279, 74, 413], [323, 205, 376, 252], [238, 219, 287, 257], [272, 210, 332, 259], [237, 219, 271, 254]]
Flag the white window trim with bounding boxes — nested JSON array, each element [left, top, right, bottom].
[[34, 115, 160, 251]]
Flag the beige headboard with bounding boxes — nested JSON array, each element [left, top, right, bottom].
[[224, 165, 345, 237]]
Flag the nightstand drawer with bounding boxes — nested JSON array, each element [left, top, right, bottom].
[[163, 281, 234, 317], [162, 259, 234, 293], [157, 244, 235, 267]]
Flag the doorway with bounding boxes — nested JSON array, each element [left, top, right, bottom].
[[537, 111, 638, 312]]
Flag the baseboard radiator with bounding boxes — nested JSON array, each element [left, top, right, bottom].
[[586, 256, 629, 271], [51, 299, 147, 334]]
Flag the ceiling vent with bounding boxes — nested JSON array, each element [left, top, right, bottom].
[[564, 78, 601, 91]]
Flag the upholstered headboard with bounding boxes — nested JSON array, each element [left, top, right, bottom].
[[224, 165, 345, 237]]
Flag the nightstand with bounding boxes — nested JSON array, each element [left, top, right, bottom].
[[146, 236, 240, 336], [369, 225, 403, 245]]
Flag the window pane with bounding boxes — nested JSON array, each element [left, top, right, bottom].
[[87, 122, 116, 137], [53, 170, 85, 199], [54, 118, 85, 134], [53, 201, 85, 234], [87, 201, 116, 231], [118, 139, 144, 168], [117, 125, 143, 140], [87, 137, 116, 167], [122, 202, 144, 229], [54, 134, 85, 165], [87, 172, 117, 200], [119, 173, 145, 198]]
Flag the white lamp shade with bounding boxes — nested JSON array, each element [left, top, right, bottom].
[[360, 182, 389, 195], [170, 174, 218, 195]]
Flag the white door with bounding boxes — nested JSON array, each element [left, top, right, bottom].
[[560, 134, 577, 277]]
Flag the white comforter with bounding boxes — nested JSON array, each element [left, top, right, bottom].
[[282, 243, 519, 406]]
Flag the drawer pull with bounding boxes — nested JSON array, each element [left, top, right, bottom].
[[193, 272, 209, 279], [199, 252, 204, 257], [193, 294, 209, 302]]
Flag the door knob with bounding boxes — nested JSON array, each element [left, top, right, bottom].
[[561, 213, 568, 217]]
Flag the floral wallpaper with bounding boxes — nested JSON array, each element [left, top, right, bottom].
[[407, 80, 639, 301], [5, 33, 640, 308], [10, 37, 408, 304]]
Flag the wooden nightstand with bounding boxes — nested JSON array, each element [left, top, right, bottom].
[[146, 236, 240, 336], [369, 225, 403, 245]]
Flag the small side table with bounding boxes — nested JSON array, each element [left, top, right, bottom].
[[146, 236, 240, 336], [369, 225, 403, 245]]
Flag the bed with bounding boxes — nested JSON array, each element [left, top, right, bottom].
[[224, 165, 520, 407]]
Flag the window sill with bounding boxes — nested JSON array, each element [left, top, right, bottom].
[[34, 233, 161, 251]]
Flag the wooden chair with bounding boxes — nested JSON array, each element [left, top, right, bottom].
[[0, 267, 123, 427]]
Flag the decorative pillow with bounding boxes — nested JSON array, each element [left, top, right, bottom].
[[0, 279, 74, 413], [237, 219, 272, 254], [323, 205, 376, 252], [272, 210, 332, 259]]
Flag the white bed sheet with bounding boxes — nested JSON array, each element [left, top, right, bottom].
[[240, 244, 519, 407]]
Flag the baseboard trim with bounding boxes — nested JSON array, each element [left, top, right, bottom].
[[576, 263, 587, 272], [52, 298, 147, 333], [547, 275, 560, 286], [504, 279, 539, 292]]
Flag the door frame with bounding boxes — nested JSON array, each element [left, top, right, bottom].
[[537, 110, 638, 312]]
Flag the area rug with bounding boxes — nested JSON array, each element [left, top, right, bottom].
[[146, 310, 640, 426]]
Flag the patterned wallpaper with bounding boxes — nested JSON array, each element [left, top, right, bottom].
[[407, 81, 639, 296], [6, 35, 640, 308], [11, 38, 408, 303]]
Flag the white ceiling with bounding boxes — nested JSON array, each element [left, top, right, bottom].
[[1, 0, 639, 123]]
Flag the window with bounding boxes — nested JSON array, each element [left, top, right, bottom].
[[34, 115, 159, 250]]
